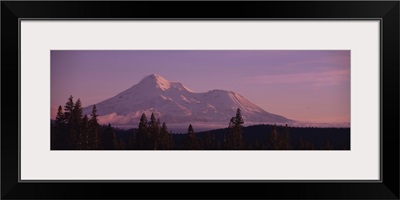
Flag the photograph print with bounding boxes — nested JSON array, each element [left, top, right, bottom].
[[51, 50, 350, 150]]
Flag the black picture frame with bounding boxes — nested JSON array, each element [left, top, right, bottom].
[[1, 1, 399, 199]]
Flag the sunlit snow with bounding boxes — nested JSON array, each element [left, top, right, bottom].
[[83, 74, 292, 127]]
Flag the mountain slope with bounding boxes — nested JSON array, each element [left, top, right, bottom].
[[82, 74, 292, 125]]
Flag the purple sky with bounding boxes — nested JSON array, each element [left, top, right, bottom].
[[51, 50, 350, 123]]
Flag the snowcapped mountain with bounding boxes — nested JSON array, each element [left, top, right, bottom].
[[82, 74, 292, 127]]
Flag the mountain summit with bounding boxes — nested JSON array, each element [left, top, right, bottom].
[[135, 74, 193, 93], [82, 74, 291, 127]]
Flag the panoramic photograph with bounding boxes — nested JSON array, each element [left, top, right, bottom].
[[51, 50, 350, 150]]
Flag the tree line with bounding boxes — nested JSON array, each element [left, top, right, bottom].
[[52, 95, 118, 150], [51, 96, 344, 150]]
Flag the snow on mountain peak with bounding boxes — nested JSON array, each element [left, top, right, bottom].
[[82, 74, 292, 127], [138, 74, 172, 91], [136, 74, 194, 93]]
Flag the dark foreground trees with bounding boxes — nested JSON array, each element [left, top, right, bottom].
[[133, 113, 174, 150], [269, 124, 291, 150], [227, 108, 244, 149], [51, 96, 103, 150], [185, 124, 200, 150], [52, 98, 342, 150]]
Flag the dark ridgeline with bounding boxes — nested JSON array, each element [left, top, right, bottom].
[[51, 96, 350, 150]]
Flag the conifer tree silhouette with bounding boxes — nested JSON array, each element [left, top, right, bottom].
[[228, 108, 244, 150], [186, 124, 199, 150], [138, 113, 148, 149], [89, 105, 100, 149]]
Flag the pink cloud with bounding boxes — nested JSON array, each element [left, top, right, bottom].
[[244, 69, 350, 87], [97, 112, 137, 125]]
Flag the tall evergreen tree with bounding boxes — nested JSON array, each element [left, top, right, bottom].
[[89, 105, 100, 149], [160, 122, 170, 150], [226, 117, 235, 149], [228, 108, 244, 150], [148, 113, 160, 150], [137, 113, 148, 149], [63, 95, 74, 124], [55, 105, 64, 127], [234, 108, 244, 149], [228, 117, 235, 128], [52, 105, 65, 149], [234, 108, 244, 126], [185, 124, 199, 150], [74, 99, 83, 122], [81, 114, 89, 150], [63, 95, 75, 148], [72, 98, 83, 149]]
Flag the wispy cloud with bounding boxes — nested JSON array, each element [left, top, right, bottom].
[[243, 69, 350, 88], [98, 112, 136, 125]]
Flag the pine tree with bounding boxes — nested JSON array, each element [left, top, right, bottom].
[[148, 113, 160, 150], [55, 105, 64, 127], [89, 105, 100, 149], [52, 105, 65, 149], [234, 108, 244, 126], [138, 113, 148, 132], [227, 108, 244, 150], [137, 113, 148, 149], [63, 95, 74, 124], [74, 99, 83, 120], [228, 117, 235, 128], [63, 95, 75, 148], [160, 122, 169, 150], [226, 117, 235, 149], [186, 124, 199, 150], [234, 108, 244, 149], [81, 114, 89, 150], [72, 98, 83, 149]]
